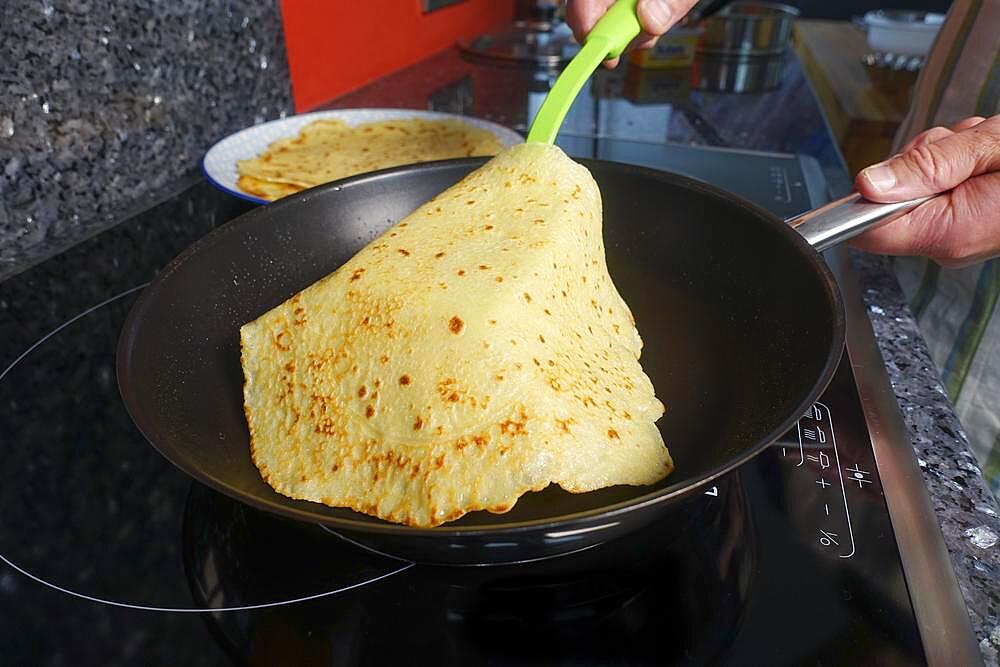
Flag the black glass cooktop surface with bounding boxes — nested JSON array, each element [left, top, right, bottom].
[[0, 140, 935, 665]]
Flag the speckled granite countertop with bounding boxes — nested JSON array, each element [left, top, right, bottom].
[[0, 0, 291, 282], [854, 252, 1000, 662], [1, 26, 997, 660]]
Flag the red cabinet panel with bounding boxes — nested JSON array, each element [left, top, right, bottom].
[[279, 0, 514, 111]]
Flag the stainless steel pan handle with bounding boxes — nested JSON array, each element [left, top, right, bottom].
[[786, 193, 934, 251]]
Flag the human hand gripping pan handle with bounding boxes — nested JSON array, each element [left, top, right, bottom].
[[787, 193, 934, 252], [791, 113, 1000, 255]]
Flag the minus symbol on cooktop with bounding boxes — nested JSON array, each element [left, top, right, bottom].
[[824, 503, 830, 516]]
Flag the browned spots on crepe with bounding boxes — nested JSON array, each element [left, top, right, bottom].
[[556, 418, 575, 433], [238, 142, 671, 529], [499, 410, 528, 435]]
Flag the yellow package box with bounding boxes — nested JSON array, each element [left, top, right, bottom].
[[628, 27, 702, 69]]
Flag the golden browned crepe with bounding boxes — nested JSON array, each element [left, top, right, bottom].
[[239, 143, 671, 527], [237, 174, 301, 200], [237, 118, 504, 201]]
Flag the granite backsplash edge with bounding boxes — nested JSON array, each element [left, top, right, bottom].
[[0, 0, 293, 281]]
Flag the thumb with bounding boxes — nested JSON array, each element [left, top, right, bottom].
[[636, 0, 680, 35], [857, 115, 1000, 202]]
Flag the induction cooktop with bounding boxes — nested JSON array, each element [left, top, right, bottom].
[[0, 140, 979, 665]]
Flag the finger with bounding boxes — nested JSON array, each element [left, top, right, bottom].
[[849, 171, 1000, 267], [935, 171, 1000, 266], [616, 0, 700, 66], [588, 0, 698, 67], [634, 32, 660, 50], [604, 31, 659, 68], [848, 196, 953, 256], [951, 116, 987, 132], [856, 114, 1000, 201], [883, 118, 988, 175], [898, 126, 953, 155], [566, 0, 616, 44], [637, 0, 686, 35]]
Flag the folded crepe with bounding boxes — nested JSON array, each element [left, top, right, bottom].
[[237, 118, 503, 201], [240, 143, 672, 527]]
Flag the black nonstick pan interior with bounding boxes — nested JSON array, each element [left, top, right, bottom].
[[117, 158, 843, 562]]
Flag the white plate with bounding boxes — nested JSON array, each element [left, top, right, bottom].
[[202, 109, 525, 205]]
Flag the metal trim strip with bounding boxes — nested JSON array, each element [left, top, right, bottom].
[[830, 247, 982, 667]]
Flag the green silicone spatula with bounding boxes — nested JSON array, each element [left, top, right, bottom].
[[526, 0, 641, 144]]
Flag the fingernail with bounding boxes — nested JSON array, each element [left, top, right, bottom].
[[638, 0, 673, 33], [862, 163, 897, 194]]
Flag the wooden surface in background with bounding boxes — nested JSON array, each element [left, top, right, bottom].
[[793, 19, 917, 175]]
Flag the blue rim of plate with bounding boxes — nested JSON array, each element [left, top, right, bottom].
[[201, 157, 269, 205], [202, 109, 525, 206]]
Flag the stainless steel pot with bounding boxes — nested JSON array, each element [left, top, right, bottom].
[[693, 51, 785, 92], [699, 1, 800, 56]]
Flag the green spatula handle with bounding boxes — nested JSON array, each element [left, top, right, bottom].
[[589, 0, 643, 57], [526, 0, 641, 145]]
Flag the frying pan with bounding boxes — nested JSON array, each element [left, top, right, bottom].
[[117, 157, 926, 564]]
